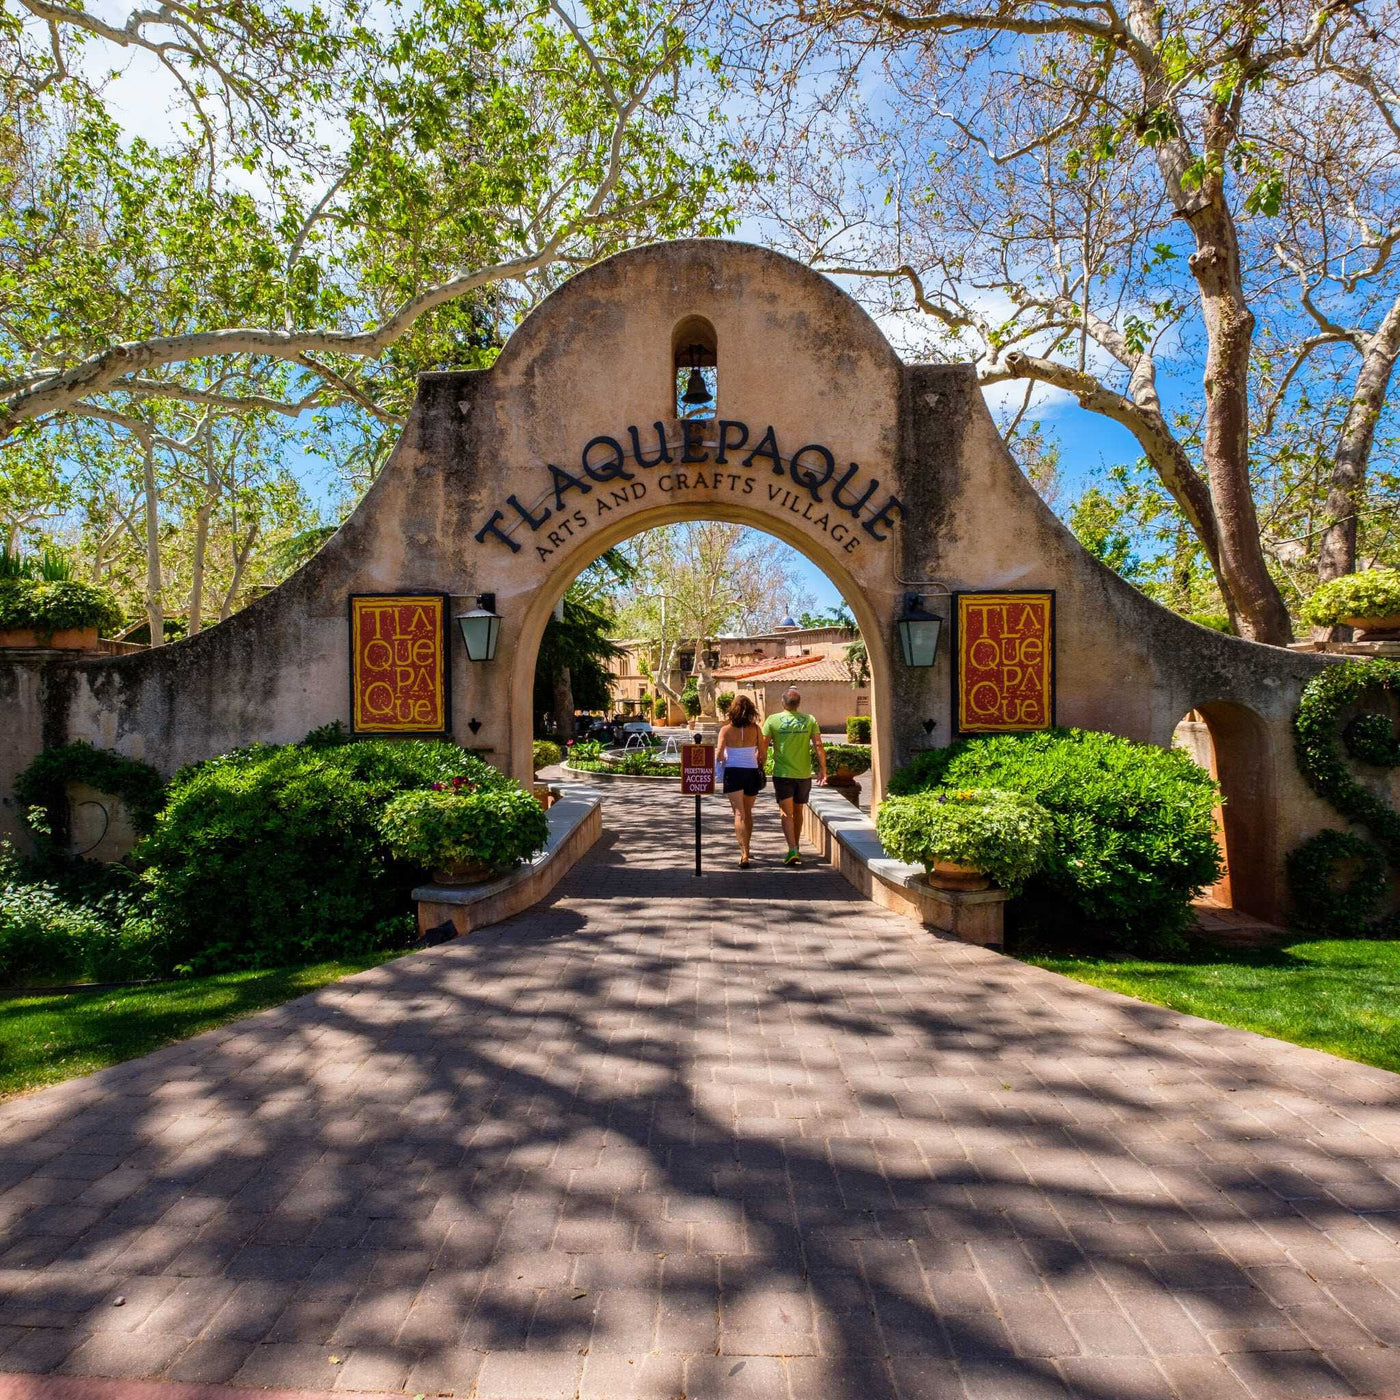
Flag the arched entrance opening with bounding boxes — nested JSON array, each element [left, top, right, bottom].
[[508, 501, 895, 805], [1172, 701, 1276, 921]]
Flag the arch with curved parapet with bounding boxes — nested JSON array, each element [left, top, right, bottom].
[[510, 496, 895, 799], [8, 238, 1342, 920]]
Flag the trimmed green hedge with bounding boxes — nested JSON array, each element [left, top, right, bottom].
[[1286, 829, 1388, 936], [533, 739, 563, 770], [1293, 660, 1400, 861], [135, 738, 510, 973], [0, 579, 124, 639], [846, 715, 871, 743], [381, 786, 548, 872], [889, 728, 1222, 950], [823, 743, 871, 776]]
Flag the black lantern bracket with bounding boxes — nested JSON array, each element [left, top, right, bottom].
[[897, 592, 944, 668], [456, 593, 502, 663]]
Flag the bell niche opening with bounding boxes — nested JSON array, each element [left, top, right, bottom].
[[672, 315, 717, 420]]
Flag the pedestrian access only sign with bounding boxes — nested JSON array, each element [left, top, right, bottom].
[[681, 744, 715, 794]]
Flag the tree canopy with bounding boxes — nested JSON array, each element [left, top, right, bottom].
[[729, 0, 1400, 641], [3, 0, 743, 635]]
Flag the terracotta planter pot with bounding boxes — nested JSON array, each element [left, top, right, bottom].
[[1343, 613, 1400, 637], [925, 859, 991, 892], [827, 772, 862, 807], [430, 857, 495, 887], [0, 626, 98, 650], [533, 784, 553, 811]]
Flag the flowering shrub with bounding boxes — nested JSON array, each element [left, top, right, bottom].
[[1302, 567, 1400, 626], [380, 786, 548, 873], [889, 729, 1222, 950], [876, 788, 1054, 893], [136, 735, 508, 971]]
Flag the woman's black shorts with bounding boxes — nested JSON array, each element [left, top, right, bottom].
[[723, 767, 764, 797]]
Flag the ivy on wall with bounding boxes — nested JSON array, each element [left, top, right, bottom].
[[15, 742, 166, 853], [1290, 660, 1400, 935]]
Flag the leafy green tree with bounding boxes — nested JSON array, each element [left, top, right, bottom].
[[1067, 461, 1224, 616], [2, 0, 744, 439], [798, 604, 855, 630], [533, 593, 625, 737], [737, 0, 1400, 642], [533, 547, 633, 736]]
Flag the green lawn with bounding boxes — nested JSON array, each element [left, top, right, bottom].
[[0, 953, 406, 1100], [1025, 939, 1400, 1075]]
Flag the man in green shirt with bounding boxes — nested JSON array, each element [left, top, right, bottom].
[[761, 688, 827, 866]]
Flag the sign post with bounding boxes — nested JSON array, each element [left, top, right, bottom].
[[680, 742, 715, 876]]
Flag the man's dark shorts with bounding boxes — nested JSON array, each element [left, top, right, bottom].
[[773, 776, 813, 806]]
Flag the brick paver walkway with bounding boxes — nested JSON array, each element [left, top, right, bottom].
[[2, 784, 1400, 1400]]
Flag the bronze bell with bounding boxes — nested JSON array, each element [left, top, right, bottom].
[[682, 365, 711, 406]]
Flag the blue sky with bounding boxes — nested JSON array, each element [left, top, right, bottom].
[[783, 386, 1144, 612]]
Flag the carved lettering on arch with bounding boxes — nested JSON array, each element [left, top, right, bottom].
[[471, 419, 903, 562]]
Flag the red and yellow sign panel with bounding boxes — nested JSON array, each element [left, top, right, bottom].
[[350, 594, 448, 733], [681, 744, 715, 794], [956, 592, 1054, 733]]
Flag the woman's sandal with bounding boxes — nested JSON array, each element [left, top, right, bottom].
[[739, 856, 751, 868]]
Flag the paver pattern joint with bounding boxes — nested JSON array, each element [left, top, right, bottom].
[[2, 784, 1400, 1399]]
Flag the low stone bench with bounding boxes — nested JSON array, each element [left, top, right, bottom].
[[414, 781, 602, 938], [800, 787, 1008, 950]]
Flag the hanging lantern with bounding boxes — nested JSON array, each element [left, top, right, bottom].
[[456, 593, 501, 662], [897, 592, 942, 668]]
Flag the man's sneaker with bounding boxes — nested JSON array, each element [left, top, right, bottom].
[[783, 849, 802, 867]]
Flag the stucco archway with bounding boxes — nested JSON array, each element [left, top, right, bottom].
[[507, 499, 895, 800], [10, 238, 1344, 920]]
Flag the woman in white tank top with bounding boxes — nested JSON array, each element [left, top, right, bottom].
[[716, 694, 769, 867]]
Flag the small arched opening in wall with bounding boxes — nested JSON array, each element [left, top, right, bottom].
[[671, 315, 717, 421], [512, 501, 891, 804], [1172, 700, 1276, 920]]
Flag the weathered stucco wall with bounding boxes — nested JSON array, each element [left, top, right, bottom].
[[0, 239, 1364, 920]]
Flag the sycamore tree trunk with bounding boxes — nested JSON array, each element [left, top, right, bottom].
[[1120, 0, 1291, 644], [219, 523, 257, 622], [187, 451, 220, 636], [552, 666, 575, 740], [139, 434, 165, 647], [1186, 201, 1293, 644], [1317, 300, 1400, 586], [188, 500, 212, 636]]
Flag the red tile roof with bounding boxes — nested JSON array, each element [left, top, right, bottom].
[[714, 656, 854, 683]]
